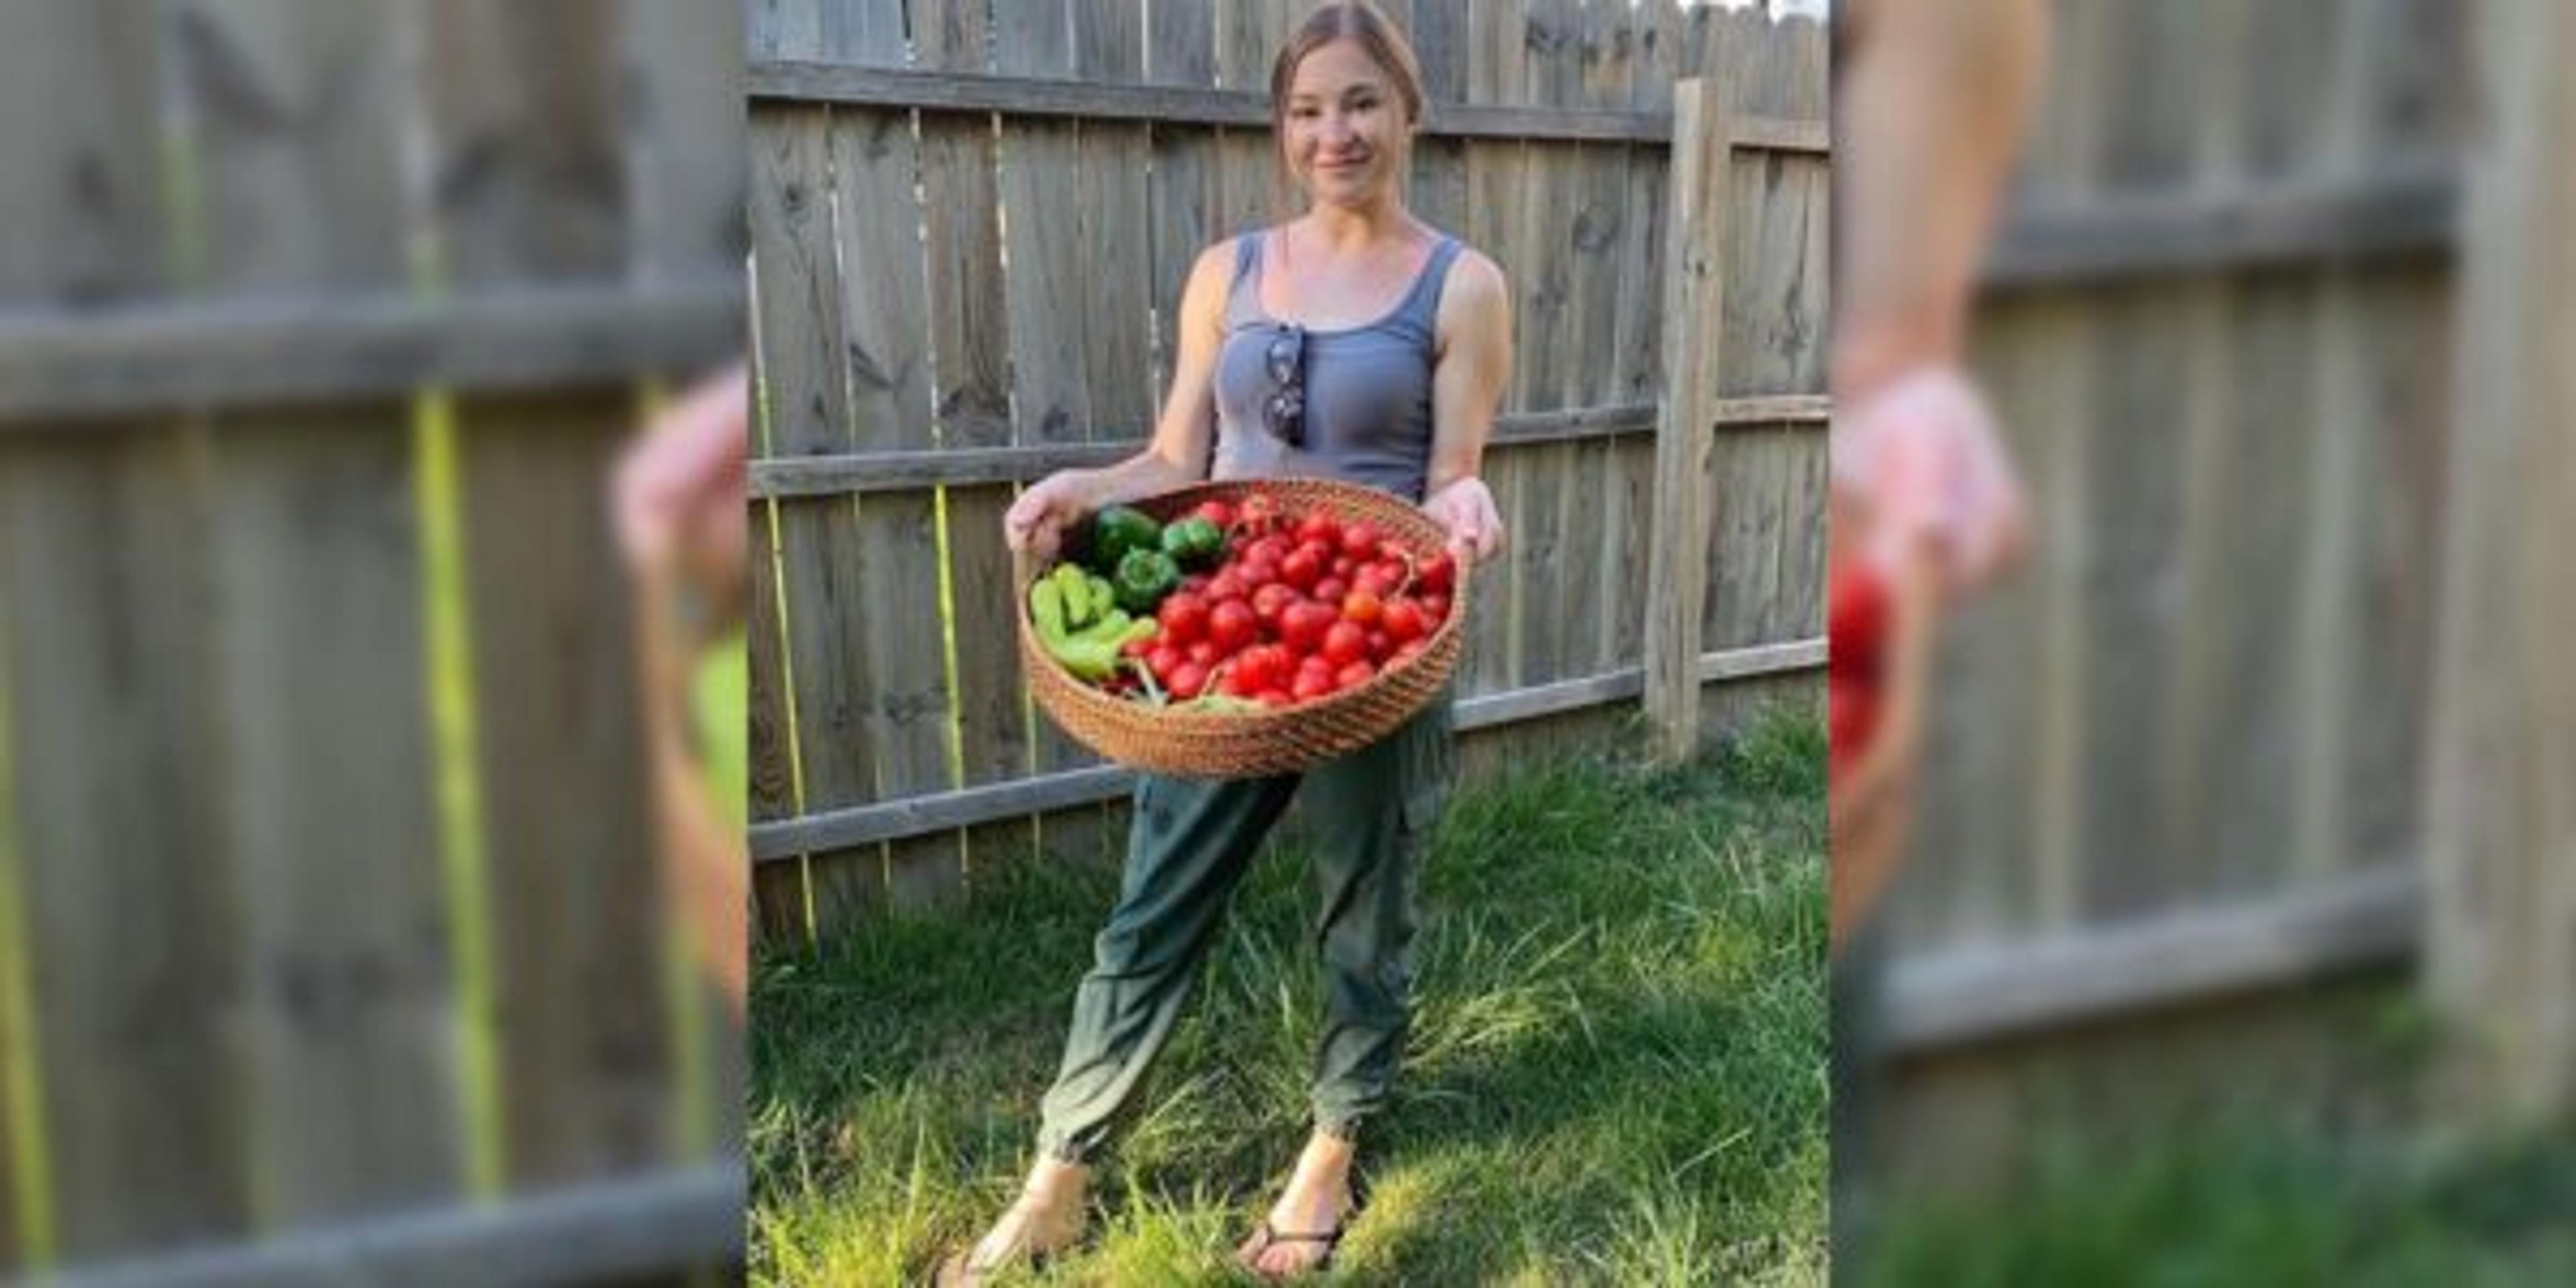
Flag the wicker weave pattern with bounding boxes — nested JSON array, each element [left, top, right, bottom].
[[1020, 478, 1472, 778]]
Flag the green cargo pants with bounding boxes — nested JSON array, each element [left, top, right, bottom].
[[1034, 694, 1453, 1163]]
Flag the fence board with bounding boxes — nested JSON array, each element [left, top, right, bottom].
[[751, 102, 884, 925], [912, 3, 1040, 901], [180, 0, 475, 1232], [1002, 0, 1116, 871], [419, 0, 683, 1197], [0, 1, 235, 1269], [830, 89, 959, 912]]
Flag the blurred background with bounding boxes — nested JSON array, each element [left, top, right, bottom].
[[0, 1, 744, 1284], [1851, 0, 2575, 1281]]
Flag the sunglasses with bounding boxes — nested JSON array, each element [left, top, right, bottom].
[[1263, 323, 1305, 448]]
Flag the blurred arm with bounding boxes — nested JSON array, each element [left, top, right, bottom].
[[1834, 0, 2049, 402]]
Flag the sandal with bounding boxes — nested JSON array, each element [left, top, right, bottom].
[[1235, 1172, 1369, 1281]]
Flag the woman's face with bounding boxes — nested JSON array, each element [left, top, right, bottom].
[[1283, 38, 1410, 208]]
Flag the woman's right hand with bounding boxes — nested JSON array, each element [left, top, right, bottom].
[[1004, 470, 1093, 561]]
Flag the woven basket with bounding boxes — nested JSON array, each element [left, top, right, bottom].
[[1020, 478, 1472, 778]]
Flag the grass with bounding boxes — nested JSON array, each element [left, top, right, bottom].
[[1856, 1108, 2576, 1287], [749, 707, 1828, 1285]]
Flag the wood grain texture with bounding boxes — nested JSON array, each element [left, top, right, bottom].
[[1642, 78, 1728, 763], [2424, 0, 2576, 1119], [184, 0, 471, 1234]]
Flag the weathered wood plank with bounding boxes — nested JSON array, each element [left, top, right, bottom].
[[451, 391, 669, 1188], [2425, 0, 2576, 1120], [1886, 866, 2422, 1056], [421, 0, 682, 1197], [1460, 0, 1529, 703], [828, 84, 958, 914], [23, 1160, 742, 1288], [1642, 77, 1729, 762], [184, 0, 473, 1232], [0, 0, 236, 1267], [750, 101, 883, 927], [743, 396, 1826, 496], [1002, 0, 1114, 869], [743, 58, 1828, 148]]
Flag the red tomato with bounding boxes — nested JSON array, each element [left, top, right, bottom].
[[1252, 582, 1297, 629], [1332, 555, 1357, 580], [1250, 534, 1293, 566], [1205, 570, 1246, 603], [1295, 513, 1340, 547], [1342, 589, 1382, 626], [1339, 523, 1381, 559], [1189, 640, 1220, 667], [1220, 665, 1260, 698], [1389, 640, 1428, 667], [1193, 500, 1235, 531], [1169, 661, 1210, 700], [1366, 629, 1391, 659], [1283, 601, 1336, 651], [1210, 600, 1258, 652], [1239, 557, 1281, 590], [1148, 645, 1183, 682], [1418, 553, 1456, 596], [1336, 659, 1377, 690], [1421, 593, 1450, 625], [1281, 548, 1324, 591], [1158, 592, 1208, 645], [1258, 688, 1294, 709], [1322, 620, 1368, 667], [1312, 576, 1348, 604], [1291, 670, 1335, 702], [1382, 598, 1427, 643], [1122, 630, 1157, 659]]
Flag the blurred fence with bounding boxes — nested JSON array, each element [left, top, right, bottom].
[[0, 1, 743, 1283], [1881, 0, 2469, 1099], [742, 0, 1831, 943]]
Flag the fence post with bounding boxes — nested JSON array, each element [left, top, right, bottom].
[[1644, 77, 1733, 765], [2423, 0, 2576, 1121]]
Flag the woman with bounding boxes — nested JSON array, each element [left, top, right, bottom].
[[942, 3, 1510, 1282]]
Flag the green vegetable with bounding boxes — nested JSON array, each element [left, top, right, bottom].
[[1031, 568, 1158, 682], [1159, 516, 1224, 570], [1030, 576, 1068, 639], [1051, 563, 1098, 629], [1114, 548, 1182, 615], [1087, 505, 1163, 575]]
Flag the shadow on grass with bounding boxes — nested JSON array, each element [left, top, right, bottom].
[[750, 706, 1827, 1286]]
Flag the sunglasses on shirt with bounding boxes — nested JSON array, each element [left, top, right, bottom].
[[1263, 323, 1305, 449]]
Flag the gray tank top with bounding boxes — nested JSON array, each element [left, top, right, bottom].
[[1210, 229, 1464, 502]]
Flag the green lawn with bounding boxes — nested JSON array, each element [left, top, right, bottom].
[[749, 709, 1829, 1285], [1857, 1113, 2576, 1287]]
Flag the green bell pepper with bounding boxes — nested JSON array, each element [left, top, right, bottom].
[[1114, 548, 1182, 615], [1087, 505, 1163, 576], [1159, 516, 1224, 570]]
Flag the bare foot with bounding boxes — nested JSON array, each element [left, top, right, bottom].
[[936, 1158, 1089, 1287], [1236, 1132, 1360, 1279]]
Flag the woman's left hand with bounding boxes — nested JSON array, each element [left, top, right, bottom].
[[1421, 476, 1505, 565]]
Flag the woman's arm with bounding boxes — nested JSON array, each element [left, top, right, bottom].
[[1424, 250, 1513, 559], [1005, 241, 1235, 555]]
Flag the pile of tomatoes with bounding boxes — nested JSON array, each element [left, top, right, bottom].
[[1096, 492, 1456, 709]]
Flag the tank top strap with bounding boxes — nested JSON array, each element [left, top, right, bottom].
[[1224, 231, 1267, 329], [1395, 236, 1465, 331]]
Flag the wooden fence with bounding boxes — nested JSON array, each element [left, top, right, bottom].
[[1872, 0, 2472, 1145], [743, 0, 1832, 942], [0, 1, 742, 1283]]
